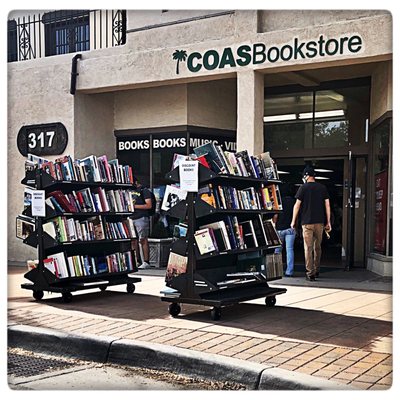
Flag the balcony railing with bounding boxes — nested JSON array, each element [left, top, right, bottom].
[[8, 10, 126, 62]]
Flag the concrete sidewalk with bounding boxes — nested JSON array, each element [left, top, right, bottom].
[[7, 266, 393, 390]]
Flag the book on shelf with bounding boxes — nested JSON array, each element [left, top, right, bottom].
[[31, 153, 134, 184], [193, 142, 228, 174], [161, 185, 188, 211], [173, 222, 188, 238], [265, 253, 284, 279], [194, 228, 218, 255], [262, 219, 281, 246], [165, 252, 188, 284], [199, 221, 231, 251], [23, 188, 34, 209], [49, 252, 69, 278], [172, 153, 190, 170], [43, 257, 60, 278], [16, 215, 35, 240], [255, 152, 280, 180], [198, 184, 216, 208]]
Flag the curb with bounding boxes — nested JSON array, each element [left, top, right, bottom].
[[8, 324, 350, 390]]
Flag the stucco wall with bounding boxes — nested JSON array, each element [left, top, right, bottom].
[[114, 84, 188, 130], [260, 10, 391, 33], [74, 93, 116, 159], [370, 61, 392, 123], [7, 60, 75, 264], [187, 79, 237, 130]]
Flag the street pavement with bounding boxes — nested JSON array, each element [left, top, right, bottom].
[[7, 265, 393, 390]]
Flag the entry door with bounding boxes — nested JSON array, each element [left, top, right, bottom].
[[345, 155, 367, 269]]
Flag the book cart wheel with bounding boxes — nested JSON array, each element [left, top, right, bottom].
[[126, 283, 135, 293], [168, 303, 181, 317], [99, 285, 107, 292], [265, 296, 276, 307], [210, 307, 222, 321], [61, 292, 73, 303], [33, 290, 44, 301]]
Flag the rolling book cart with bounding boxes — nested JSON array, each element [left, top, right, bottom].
[[19, 168, 141, 302], [161, 163, 287, 320]]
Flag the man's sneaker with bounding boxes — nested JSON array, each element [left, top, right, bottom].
[[306, 275, 316, 281], [138, 261, 151, 270]]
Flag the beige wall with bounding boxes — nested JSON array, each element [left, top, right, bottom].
[[7, 60, 75, 264], [114, 84, 188, 130], [74, 93, 116, 160], [259, 10, 391, 33], [187, 79, 237, 130], [370, 61, 392, 123]]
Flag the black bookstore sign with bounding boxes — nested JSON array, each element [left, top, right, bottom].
[[17, 122, 68, 157]]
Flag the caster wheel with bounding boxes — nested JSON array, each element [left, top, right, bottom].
[[168, 303, 181, 317], [265, 296, 276, 307], [61, 292, 73, 303], [127, 283, 135, 293], [100, 285, 107, 292], [33, 290, 44, 301], [211, 307, 221, 321]]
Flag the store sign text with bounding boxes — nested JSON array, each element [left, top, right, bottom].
[[118, 137, 236, 151], [172, 34, 363, 74]]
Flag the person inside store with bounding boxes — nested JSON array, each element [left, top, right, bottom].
[[290, 165, 331, 281], [273, 183, 296, 277], [131, 177, 153, 269]]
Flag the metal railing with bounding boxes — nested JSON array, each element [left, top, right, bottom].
[[8, 10, 126, 62]]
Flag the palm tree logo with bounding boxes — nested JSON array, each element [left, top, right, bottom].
[[172, 50, 187, 75]]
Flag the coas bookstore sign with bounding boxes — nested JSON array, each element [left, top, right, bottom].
[[17, 122, 68, 157], [172, 34, 363, 74]]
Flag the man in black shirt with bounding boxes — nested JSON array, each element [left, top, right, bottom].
[[291, 166, 331, 281], [131, 179, 153, 269]]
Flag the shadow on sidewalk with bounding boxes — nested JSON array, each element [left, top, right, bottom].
[[9, 288, 392, 351]]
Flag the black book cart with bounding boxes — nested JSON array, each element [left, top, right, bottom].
[[161, 163, 287, 320], [19, 169, 141, 303]]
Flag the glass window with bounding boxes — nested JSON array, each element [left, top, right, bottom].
[[264, 92, 313, 151], [116, 135, 151, 187], [264, 84, 370, 151], [43, 10, 90, 56]]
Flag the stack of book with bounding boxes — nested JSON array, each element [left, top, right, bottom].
[[43, 215, 136, 243], [46, 187, 136, 214], [194, 215, 281, 255], [43, 250, 136, 278], [198, 183, 282, 211], [192, 143, 279, 180], [27, 153, 134, 184]]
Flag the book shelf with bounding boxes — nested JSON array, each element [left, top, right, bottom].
[[161, 164, 287, 321], [20, 168, 141, 303]]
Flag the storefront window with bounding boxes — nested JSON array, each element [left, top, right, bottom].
[[264, 83, 370, 151], [371, 118, 392, 256], [115, 128, 236, 238]]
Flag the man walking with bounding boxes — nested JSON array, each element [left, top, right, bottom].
[[291, 166, 331, 281]]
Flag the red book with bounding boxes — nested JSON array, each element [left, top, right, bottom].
[[47, 191, 75, 212]]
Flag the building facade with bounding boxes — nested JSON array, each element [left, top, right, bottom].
[[8, 10, 392, 276]]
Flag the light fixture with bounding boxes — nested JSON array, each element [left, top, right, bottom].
[[263, 114, 297, 122], [298, 110, 345, 119], [315, 176, 330, 180], [277, 170, 290, 174], [314, 168, 334, 173]]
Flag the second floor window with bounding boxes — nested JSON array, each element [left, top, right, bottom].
[[43, 10, 90, 56]]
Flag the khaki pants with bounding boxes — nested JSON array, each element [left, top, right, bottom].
[[302, 224, 324, 277]]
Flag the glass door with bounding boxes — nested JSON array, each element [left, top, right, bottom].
[[345, 154, 367, 269]]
